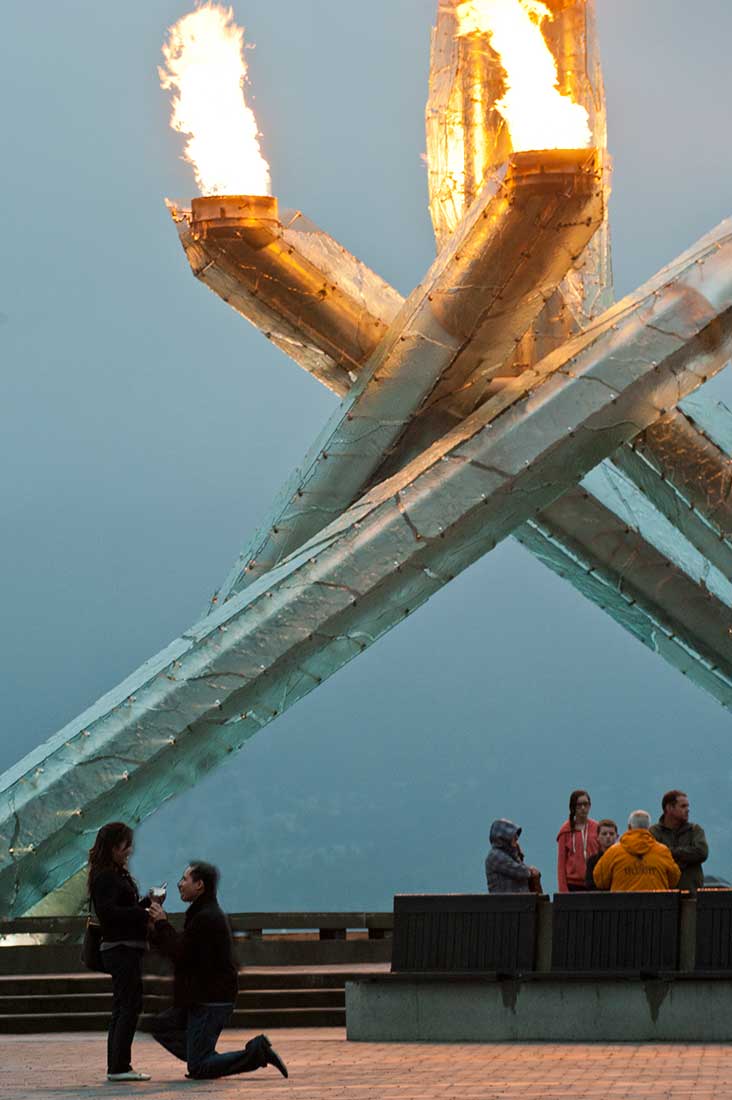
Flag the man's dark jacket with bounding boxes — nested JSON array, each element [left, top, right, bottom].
[[152, 894, 238, 1007], [585, 850, 609, 890], [650, 819, 708, 892], [90, 869, 149, 942]]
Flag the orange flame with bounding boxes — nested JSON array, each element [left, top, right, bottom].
[[160, 3, 271, 196], [455, 0, 591, 152]]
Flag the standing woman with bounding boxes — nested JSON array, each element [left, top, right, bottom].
[[557, 790, 598, 892], [88, 822, 151, 1083]]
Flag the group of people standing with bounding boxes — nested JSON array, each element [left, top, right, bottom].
[[87, 821, 288, 1084], [486, 788, 709, 895]]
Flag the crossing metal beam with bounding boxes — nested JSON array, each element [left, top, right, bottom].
[[170, 200, 402, 397], [518, 480, 732, 709], [187, 148, 604, 593], [190, 199, 732, 712], [2, 218, 732, 916]]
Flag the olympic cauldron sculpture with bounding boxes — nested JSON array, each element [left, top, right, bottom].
[[2, 0, 732, 916]]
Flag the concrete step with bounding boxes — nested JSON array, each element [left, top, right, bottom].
[[0, 975, 169, 997], [0, 1006, 345, 1034], [0, 976, 106, 997], [0, 968, 366, 994], [0, 989, 345, 1015], [0, 938, 391, 975], [0, 965, 386, 1030]]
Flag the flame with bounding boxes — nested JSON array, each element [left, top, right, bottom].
[[455, 0, 591, 152], [160, 3, 271, 196]]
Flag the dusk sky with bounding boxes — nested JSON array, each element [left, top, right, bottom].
[[2, 0, 732, 909]]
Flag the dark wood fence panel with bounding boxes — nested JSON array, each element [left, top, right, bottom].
[[552, 892, 679, 972], [695, 890, 732, 971], [391, 894, 538, 973]]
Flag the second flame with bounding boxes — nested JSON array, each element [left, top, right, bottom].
[[160, 2, 271, 197], [455, 0, 591, 152]]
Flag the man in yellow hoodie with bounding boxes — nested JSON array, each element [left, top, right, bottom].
[[593, 810, 681, 892]]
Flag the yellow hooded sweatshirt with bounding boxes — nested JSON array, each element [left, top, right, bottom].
[[593, 829, 681, 892]]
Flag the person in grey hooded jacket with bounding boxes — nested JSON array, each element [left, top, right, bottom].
[[485, 819, 540, 893]]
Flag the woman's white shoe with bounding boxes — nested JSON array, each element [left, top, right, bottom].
[[106, 1070, 151, 1081]]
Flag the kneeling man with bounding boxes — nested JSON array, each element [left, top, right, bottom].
[[149, 862, 287, 1081]]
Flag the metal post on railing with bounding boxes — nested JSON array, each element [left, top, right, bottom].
[[319, 928, 346, 941], [535, 896, 553, 973], [678, 896, 697, 972]]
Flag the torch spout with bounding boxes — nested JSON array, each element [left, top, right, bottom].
[[190, 194, 280, 249]]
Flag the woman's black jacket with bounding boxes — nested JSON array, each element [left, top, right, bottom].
[[90, 869, 150, 943], [152, 895, 238, 1006]]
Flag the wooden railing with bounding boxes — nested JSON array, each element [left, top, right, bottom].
[[0, 912, 393, 975], [0, 911, 392, 938], [390, 892, 731, 976]]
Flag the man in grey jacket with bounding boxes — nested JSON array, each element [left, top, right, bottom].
[[485, 819, 541, 893], [650, 790, 708, 893]]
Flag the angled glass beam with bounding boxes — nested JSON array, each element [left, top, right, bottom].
[[584, 461, 732, 609], [608, 412, 732, 580], [682, 391, 732, 455], [210, 148, 603, 594], [170, 200, 402, 398], [517, 488, 732, 708], [2, 220, 731, 916], [427, 0, 614, 354]]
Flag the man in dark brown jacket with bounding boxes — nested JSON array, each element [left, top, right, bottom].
[[650, 790, 708, 893], [149, 861, 287, 1081]]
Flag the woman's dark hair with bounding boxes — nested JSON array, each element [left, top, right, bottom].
[[568, 790, 591, 833], [87, 822, 134, 893], [188, 860, 220, 897]]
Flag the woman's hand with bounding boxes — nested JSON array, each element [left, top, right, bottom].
[[148, 901, 167, 923]]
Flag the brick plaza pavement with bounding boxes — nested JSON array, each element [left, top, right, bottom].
[[2, 1029, 732, 1100]]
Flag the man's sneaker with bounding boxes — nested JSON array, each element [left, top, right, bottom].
[[261, 1035, 288, 1079], [106, 1070, 151, 1082]]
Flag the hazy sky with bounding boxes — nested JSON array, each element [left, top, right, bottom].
[[2, 1, 732, 909]]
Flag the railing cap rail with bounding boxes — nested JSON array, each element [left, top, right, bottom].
[[0, 911, 393, 936]]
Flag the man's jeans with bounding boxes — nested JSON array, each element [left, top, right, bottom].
[[102, 946, 144, 1075], [151, 1004, 269, 1079]]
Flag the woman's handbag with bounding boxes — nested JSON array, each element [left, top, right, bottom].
[[81, 902, 104, 972]]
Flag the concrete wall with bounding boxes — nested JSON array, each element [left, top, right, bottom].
[[346, 977, 732, 1042]]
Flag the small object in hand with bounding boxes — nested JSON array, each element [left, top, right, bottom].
[[149, 882, 167, 905]]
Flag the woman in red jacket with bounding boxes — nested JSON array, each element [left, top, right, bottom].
[[557, 790, 598, 892]]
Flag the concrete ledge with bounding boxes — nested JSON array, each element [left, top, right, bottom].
[[0, 936, 391, 976], [346, 975, 732, 1042]]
